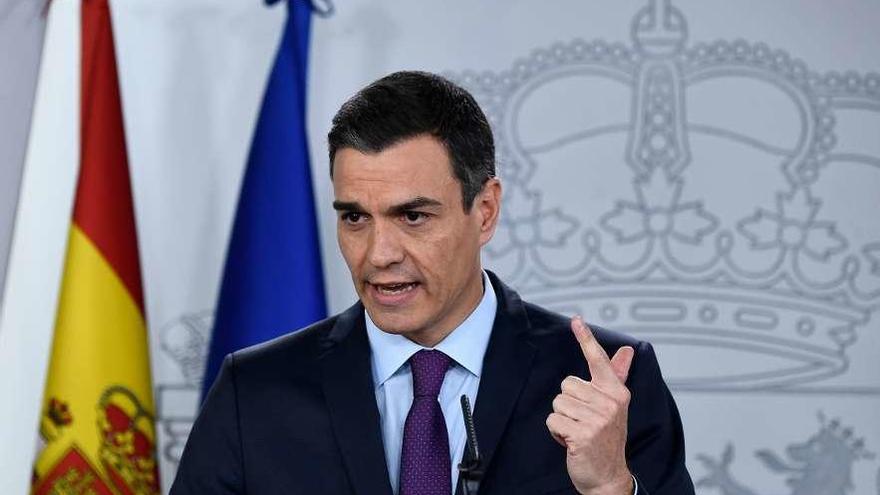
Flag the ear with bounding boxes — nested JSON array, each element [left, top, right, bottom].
[[476, 178, 502, 247]]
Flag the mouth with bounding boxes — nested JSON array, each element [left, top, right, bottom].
[[373, 282, 418, 294], [367, 281, 421, 306]]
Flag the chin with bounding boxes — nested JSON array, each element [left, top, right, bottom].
[[366, 309, 425, 336]]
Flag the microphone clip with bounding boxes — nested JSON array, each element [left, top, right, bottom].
[[457, 395, 483, 495]]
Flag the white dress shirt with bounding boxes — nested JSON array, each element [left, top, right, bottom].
[[366, 271, 638, 494], [366, 271, 496, 494]]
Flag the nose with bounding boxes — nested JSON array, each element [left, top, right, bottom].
[[367, 220, 405, 268]]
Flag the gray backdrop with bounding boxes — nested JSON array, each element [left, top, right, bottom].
[[1, 1, 877, 494], [305, 1, 880, 493], [0, 0, 45, 309]]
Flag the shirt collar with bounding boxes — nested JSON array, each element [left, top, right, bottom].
[[365, 270, 498, 388]]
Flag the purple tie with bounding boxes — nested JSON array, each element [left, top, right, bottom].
[[399, 350, 453, 495]]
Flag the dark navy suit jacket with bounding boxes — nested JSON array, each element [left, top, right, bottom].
[[171, 272, 695, 494]]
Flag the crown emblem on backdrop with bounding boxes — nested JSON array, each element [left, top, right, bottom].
[[452, 0, 880, 391]]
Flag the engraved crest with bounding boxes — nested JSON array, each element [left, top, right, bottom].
[[697, 414, 875, 495], [450, 0, 880, 392]]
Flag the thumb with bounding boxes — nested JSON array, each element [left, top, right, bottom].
[[610, 346, 635, 383]]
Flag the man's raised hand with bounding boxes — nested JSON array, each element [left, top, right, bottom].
[[545, 316, 635, 495]]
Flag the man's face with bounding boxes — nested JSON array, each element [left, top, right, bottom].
[[332, 135, 500, 345]]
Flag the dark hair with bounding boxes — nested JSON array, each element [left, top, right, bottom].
[[328, 71, 495, 211]]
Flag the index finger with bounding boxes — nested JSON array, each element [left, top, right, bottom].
[[570, 316, 618, 385]]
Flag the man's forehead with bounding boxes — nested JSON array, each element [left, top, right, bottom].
[[333, 180, 447, 207], [332, 195, 444, 214], [332, 140, 460, 203], [333, 136, 455, 177]]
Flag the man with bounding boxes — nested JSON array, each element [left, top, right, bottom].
[[172, 71, 694, 494]]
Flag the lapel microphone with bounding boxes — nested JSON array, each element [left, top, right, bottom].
[[458, 395, 483, 495]]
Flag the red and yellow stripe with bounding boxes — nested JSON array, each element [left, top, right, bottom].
[[32, 1, 159, 493]]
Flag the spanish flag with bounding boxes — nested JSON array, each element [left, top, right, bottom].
[[31, 1, 159, 494]]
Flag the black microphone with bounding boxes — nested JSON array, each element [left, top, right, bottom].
[[458, 394, 483, 495]]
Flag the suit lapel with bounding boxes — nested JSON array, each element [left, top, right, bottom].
[[320, 304, 393, 495], [470, 272, 538, 487]]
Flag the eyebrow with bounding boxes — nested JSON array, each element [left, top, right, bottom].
[[332, 196, 443, 214], [388, 197, 443, 215], [332, 200, 364, 212]]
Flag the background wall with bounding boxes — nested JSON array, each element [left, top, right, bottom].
[[1, 1, 878, 494], [0, 0, 45, 307], [308, 2, 880, 493]]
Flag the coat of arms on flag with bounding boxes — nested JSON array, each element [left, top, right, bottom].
[[31, 1, 160, 493]]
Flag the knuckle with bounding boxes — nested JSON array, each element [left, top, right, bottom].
[[610, 385, 630, 405], [596, 402, 615, 421], [561, 376, 581, 395], [578, 423, 597, 440], [607, 391, 623, 408], [546, 413, 564, 433]]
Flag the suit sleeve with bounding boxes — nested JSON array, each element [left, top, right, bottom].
[[170, 354, 245, 494], [624, 342, 695, 495]]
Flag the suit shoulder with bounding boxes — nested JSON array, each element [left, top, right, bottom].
[[228, 314, 339, 375]]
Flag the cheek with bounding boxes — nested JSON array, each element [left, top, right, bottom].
[[403, 237, 446, 283], [337, 233, 363, 270], [415, 228, 478, 283]]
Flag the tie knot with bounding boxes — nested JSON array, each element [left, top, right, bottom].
[[409, 350, 451, 398]]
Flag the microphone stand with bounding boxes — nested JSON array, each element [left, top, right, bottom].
[[458, 395, 483, 495]]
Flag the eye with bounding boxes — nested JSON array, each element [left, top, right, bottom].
[[402, 211, 429, 225], [341, 212, 366, 225]]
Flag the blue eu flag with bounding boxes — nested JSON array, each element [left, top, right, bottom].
[[202, 0, 327, 400]]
